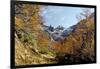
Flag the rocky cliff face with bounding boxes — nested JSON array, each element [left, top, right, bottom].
[[42, 25, 75, 42]]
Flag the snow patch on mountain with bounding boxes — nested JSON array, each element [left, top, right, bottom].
[[42, 24, 76, 41]]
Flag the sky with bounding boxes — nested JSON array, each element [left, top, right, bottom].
[[40, 5, 94, 29]]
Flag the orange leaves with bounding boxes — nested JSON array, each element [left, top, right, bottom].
[[15, 17, 24, 29], [50, 41, 65, 52], [15, 4, 42, 32], [63, 35, 77, 54], [37, 31, 50, 47]]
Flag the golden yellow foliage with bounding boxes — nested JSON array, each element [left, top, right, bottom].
[[15, 17, 24, 29]]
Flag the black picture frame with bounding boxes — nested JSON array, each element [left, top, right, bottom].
[[10, 0, 97, 69]]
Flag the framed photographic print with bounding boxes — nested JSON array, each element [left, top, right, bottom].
[[10, 0, 96, 69]]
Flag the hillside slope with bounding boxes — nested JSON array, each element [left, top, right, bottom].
[[60, 16, 95, 63], [15, 4, 58, 66]]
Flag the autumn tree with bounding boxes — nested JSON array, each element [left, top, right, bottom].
[[76, 8, 92, 22], [81, 8, 92, 19], [76, 14, 82, 22]]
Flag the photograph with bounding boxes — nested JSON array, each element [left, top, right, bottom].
[[11, 1, 96, 68]]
